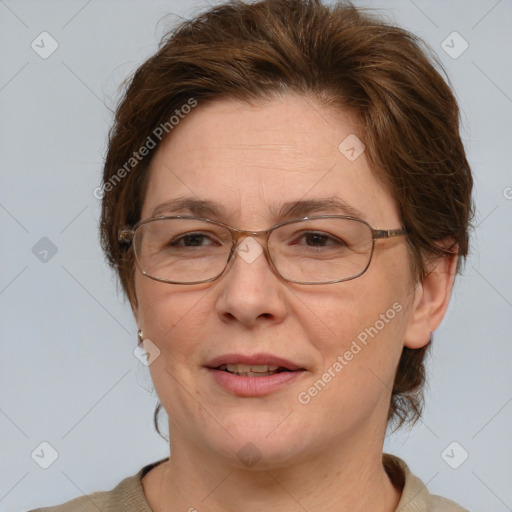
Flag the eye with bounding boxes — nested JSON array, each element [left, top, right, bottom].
[[170, 232, 219, 248], [294, 231, 347, 248]]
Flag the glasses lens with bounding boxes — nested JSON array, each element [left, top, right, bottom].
[[269, 217, 373, 283], [133, 217, 373, 284], [134, 218, 232, 283]]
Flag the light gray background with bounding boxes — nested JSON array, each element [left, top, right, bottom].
[[1, 0, 511, 510]]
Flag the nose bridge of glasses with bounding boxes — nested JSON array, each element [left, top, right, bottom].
[[227, 227, 274, 270], [229, 226, 271, 247]]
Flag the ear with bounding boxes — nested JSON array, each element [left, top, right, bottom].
[[404, 245, 458, 349]]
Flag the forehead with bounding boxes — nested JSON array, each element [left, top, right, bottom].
[[142, 95, 400, 228]]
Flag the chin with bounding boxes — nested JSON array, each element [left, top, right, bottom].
[[202, 418, 312, 470]]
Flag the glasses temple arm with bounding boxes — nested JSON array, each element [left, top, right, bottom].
[[373, 228, 407, 239]]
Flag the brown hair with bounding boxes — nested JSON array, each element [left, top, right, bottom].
[[100, 0, 473, 435]]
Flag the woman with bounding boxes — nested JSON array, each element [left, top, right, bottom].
[[30, 0, 473, 510]]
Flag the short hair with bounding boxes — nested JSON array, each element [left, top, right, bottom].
[[100, 0, 474, 433]]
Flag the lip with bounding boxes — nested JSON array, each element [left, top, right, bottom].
[[205, 353, 306, 397], [207, 367, 306, 397]]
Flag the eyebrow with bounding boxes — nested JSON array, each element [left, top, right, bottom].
[[149, 196, 366, 222]]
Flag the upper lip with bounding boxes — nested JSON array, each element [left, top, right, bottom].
[[205, 353, 304, 371]]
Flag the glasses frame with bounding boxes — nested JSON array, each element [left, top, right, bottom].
[[118, 215, 407, 285]]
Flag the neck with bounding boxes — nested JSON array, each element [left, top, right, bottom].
[[147, 424, 401, 512]]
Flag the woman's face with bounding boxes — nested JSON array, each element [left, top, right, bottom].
[[133, 94, 419, 468]]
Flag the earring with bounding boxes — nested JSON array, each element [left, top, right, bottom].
[[137, 329, 144, 344]]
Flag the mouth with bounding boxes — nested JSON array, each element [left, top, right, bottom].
[[205, 353, 305, 374], [205, 353, 306, 396], [215, 364, 293, 377]]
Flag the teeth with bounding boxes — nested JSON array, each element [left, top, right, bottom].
[[218, 364, 282, 375], [236, 371, 278, 377]]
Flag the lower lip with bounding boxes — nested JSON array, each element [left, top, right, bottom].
[[207, 368, 305, 396]]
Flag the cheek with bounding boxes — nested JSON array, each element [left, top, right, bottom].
[[135, 278, 213, 364], [298, 261, 411, 391], [135, 282, 216, 419], [296, 288, 408, 423], [300, 276, 406, 347]]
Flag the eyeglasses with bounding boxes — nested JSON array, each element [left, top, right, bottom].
[[118, 215, 407, 285]]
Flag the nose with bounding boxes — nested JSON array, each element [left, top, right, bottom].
[[214, 236, 288, 328]]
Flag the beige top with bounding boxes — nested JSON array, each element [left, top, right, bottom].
[[28, 454, 468, 511]]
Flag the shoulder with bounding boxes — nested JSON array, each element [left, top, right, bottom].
[[25, 457, 169, 512], [383, 453, 469, 512], [427, 494, 469, 512]]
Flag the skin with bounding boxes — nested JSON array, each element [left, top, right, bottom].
[[131, 94, 457, 511]]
